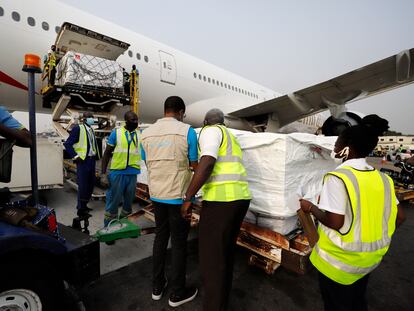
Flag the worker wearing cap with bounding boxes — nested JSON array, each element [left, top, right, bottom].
[[102, 111, 140, 227], [64, 112, 100, 217], [182, 108, 251, 311]]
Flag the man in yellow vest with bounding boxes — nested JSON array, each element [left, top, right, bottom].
[[141, 96, 198, 307], [300, 114, 405, 311], [182, 108, 251, 311], [47, 45, 57, 86], [64, 111, 100, 217], [102, 111, 140, 228]]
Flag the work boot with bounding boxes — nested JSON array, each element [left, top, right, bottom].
[[77, 208, 91, 217]]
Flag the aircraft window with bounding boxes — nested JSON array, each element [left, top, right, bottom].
[[12, 11, 20, 22], [0, 7, 4, 17], [163, 62, 166, 69], [136, 53, 141, 60], [203, 76, 206, 81], [199, 74, 202, 80], [216, 80, 219, 86], [128, 50, 133, 57], [27, 17, 35, 27], [212, 79, 215, 84], [242, 90, 244, 94], [144, 56, 149, 62], [193, 72, 197, 78], [224, 83, 227, 88], [232, 86, 234, 91], [42, 21, 49, 31], [220, 82, 223, 87], [55, 26, 60, 33], [208, 77, 211, 83]]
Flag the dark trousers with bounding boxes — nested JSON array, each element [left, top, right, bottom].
[[318, 271, 370, 311], [199, 200, 250, 311], [153, 202, 190, 295], [76, 157, 96, 210]]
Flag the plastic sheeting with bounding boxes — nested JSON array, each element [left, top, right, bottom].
[[137, 130, 337, 233], [234, 131, 337, 218], [56, 51, 123, 89]]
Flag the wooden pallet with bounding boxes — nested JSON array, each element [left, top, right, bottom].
[[135, 182, 312, 275], [395, 185, 414, 203]]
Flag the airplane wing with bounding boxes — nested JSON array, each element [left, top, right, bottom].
[[229, 48, 414, 130]]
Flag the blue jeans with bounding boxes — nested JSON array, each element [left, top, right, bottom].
[[104, 173, 137, 226]]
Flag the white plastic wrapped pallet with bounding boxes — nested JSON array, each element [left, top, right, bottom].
[[56, 51, 123, 89], [234, 131, 337, 217], [137, 129, 337, 234], [234, 131, 337, 234]]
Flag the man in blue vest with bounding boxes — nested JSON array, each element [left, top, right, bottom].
[[64, 111, 100, 217]]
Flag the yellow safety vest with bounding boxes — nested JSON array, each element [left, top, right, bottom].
[[110, 127, 141, 170], [200, 125, 251, 202], [73, 124, 99, 160], [48, 51, 56, 67], [310, 166, 398, 285]]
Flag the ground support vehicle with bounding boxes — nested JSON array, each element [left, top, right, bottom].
[[40, 23, 137, 232], [0, 196, 100, 311], [0, 137, 64, 192], [135, 183, 312, 275]]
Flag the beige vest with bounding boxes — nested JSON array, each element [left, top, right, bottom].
[[141, 117, 192, 200]]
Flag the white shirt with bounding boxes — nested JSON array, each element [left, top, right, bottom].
[[198, 126, 223, 159], [319, 158, 398, 234]]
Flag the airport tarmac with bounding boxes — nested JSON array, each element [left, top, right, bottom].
[[45, 162, 413, 311]]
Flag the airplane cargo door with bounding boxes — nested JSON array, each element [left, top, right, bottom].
[[159, 51, 177, 85]]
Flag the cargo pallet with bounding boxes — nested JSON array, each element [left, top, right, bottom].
[[394, 185, 414, 203], [135, 182, 312, 275]]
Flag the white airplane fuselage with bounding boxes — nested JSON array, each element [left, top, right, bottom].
[[0, 0, 281, 128]]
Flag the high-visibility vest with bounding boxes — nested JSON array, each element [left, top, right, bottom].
[[310, 166, 398, 285], [200, 125, 251, 202], [73, 124, 99, 160], [110, 127, 141, 170], [48, 51, 56, 67]]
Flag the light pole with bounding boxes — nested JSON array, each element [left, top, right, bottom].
[[22, 54, 42, 206]]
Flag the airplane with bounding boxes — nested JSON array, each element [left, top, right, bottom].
[[1, 0, 413, 135]]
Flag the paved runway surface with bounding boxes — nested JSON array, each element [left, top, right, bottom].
[[80, 205, 414, 311]]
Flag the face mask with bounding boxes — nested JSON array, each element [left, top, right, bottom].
[[330, 146, 350, 163], [85, 117, 94, 126], [126, 121, 138, 131]]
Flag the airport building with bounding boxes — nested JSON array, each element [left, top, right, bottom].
[[378, 135, 414, 151]]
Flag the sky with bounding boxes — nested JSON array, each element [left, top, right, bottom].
[[58, 0, 414, 134]]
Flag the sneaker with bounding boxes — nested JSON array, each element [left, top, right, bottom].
[[168, 287, 198, 307], [152, 279, 168, 301]]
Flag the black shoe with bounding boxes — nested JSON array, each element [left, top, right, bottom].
[[152, 278, 168, 301], [77, 208, 91, 217], [168, 287, 198, 307]]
